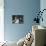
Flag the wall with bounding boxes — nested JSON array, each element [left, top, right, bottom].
[[0, 0, 4, 42], [4, 0, 40, 42]]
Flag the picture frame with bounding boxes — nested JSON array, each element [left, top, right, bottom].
[[12, 15, 24, 24]]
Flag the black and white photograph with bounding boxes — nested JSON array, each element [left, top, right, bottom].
[[12, 15, 24, 24]]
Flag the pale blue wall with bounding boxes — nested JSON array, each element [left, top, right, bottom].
[[4, 0, 40, 42]]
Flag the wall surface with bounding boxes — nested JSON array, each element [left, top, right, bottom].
[[0, 0, 4, 42], [4, 0, 40, 42]]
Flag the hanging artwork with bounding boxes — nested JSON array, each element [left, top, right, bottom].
[[12, 15, 24, 24], [33, 9, 46, 24]]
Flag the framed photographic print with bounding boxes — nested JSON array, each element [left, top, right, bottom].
[[12, 15, 24, 24]]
